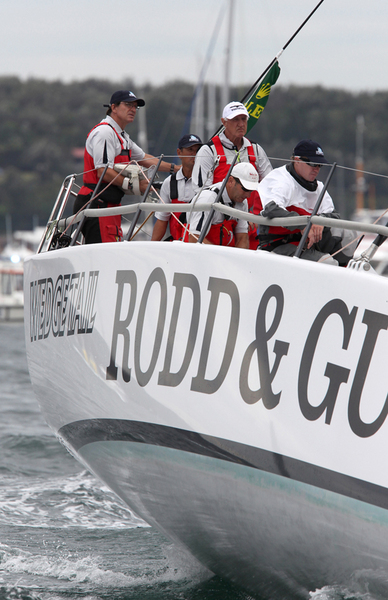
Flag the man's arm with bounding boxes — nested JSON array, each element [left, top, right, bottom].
[[235, 232, 249, 249], [139, 153, 179, 173], [152, 174, 174, 240], [96, 166, 148, 194], [261, 200, 324, 248], [97, 153, 179, 195], [261, 201, 308, 230], [88, 127, 147, 193], [151, 219, 168, 241]]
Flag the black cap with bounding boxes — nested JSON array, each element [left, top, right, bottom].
[[103, 90, 145, 108], [178, 134, 203, 149], [293, 139, 329, 164]]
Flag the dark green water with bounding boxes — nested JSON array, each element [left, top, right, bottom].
[[0, 323, 381, 600]]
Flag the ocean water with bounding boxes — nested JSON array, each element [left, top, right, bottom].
[[0, 322, 382, 600]]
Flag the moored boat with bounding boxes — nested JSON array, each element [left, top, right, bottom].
[[0, 259, 24, 321], [23, 169, 388, 599], [0, 226, 43, 322]]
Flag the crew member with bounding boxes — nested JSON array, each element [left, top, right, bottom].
[[192, 101, 272, 248], [151, 134, 202, 241], [257, 139, 358, 265], [74, 90, 179, 244], [187, 162, 259, 249]]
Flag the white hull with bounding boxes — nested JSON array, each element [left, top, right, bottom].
[[24, 241, 388, 598]]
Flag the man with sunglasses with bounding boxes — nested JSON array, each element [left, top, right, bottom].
[[74, 90, 178, 244], [187, 162, 258, 248], [257, 139, 357, 265]]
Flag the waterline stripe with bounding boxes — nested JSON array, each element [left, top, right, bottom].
[[58, 418, 388, 510]]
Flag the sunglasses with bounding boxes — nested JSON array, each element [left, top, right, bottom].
[[298, 156, 322, 168], [121, 102, 140, 110], [233, 177, 251, 193]]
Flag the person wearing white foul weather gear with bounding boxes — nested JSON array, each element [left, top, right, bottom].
[[257, 139, 358, 265]]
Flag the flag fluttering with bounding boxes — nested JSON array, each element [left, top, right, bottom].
[[244, 60, 281, 134]]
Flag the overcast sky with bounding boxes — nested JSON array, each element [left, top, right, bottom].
[[1, 0, 387, 94]]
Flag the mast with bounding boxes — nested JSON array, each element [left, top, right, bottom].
[[221, 0, 235, 109], [185, 5, 225, 138], [207, 81, 217, 139], [5, 214, 12, 248], [193, 76, 205, 140], [137, 93, 148, 154], [355, 115, 365, 214]]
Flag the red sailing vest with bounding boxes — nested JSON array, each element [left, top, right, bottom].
[[78, 122, 131, 243], [168, 173, 190, 241], [211, 135, 257, 182], [197, 185, 238, 247], [211, 136, 260, 249], [80, 122, 131, 197], [205, 217, 237, 246]]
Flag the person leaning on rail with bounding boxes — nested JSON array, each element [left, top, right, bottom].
[[191, 101, 272, 249], [187, 162, 260, 249], [151, 134, 202, 242], [73, 90, 179, 244], [256, 139, 358, 266]]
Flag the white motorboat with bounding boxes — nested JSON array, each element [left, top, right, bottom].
[[0, 226, 44, 322], [23, 169, 388, 599], [0, 258, 24, 321]]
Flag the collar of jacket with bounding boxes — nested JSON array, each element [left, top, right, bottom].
[[286, 162, 318, 192]]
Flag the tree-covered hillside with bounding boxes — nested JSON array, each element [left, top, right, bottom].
[[0, 76, 387, 232]]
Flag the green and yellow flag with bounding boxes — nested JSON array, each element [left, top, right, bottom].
[[245, 60, 281, 134]]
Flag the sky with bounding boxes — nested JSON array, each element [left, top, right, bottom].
[[1, 0, 387, 94]]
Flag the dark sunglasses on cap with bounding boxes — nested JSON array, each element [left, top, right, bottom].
[[232, 177, 251, 193], [297, 156, 322, 168]]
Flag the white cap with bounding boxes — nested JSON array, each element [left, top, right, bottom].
[[231, 162, 259, 191], [222, 101, 249, 120]]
